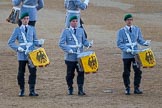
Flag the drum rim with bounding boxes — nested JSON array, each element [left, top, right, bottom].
[[77, 50, 94, 58]]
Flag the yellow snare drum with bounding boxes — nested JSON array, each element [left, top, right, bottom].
[[6, 7, 20, 24], [77, 51, 98, 73], [28, 48, 50, 67], [135, 48, 156, 68]]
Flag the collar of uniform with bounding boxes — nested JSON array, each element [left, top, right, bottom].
[[20, 24, 28, 30], [125, 25, 133, 30], [70, 26, 77, 30]]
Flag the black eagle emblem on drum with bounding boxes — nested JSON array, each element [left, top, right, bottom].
[[145, 51, 154, 64], [88, 55, 97, 70], [36, 50, 47, 63]]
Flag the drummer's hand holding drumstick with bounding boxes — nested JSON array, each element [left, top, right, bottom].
[[144, 40, 151, 46], [126, 48, 138, 55], [68, 40, 93, 54], [84, 0, 90, 6], [87, 40, 93, 49], [17, 47, 25, 52], [38, 39, 45, 45], [126, 48, 132, 53], [68, 49, 74, 54]]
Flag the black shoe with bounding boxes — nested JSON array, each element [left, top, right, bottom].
[[29, 92, 39, 96], [19, 89, 25, 97], [78, 84, 86, 96], [68, 87, 73, 95], [134, 88, 143, 94], [125, 87, 130, 95], [29, 84, 39, 96], [78, 91, 86, 96]]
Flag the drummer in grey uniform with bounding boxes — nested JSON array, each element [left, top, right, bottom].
[[59, 16, 93, 95], [12, 0, 44, 26], [64, 0, 90, 28], [8, 13, 44, 97], [117, 14, 151, 95]]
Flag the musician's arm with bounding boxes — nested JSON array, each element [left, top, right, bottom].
[[59, 30, 72, 53], [64, 0, 68, 9], [8, 28, 19, 52], [12, 0, 22, 6], [117, 30, 129, 52], [82, 29, 90, 47], [137, 28, 146, 46], [32, 27, 41, 47], [36, 0, 44, 11], [75, 0, 87, 10]]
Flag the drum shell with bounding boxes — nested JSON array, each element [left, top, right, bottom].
[[135, 48, 156, 68], [77, 51, 98, 73], [28, 48, 50, 67]]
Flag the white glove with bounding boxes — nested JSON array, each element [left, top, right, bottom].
[[38, 39, 45, 45], [76, 44, 82, 48], [126, 48, 138, 54], [126, 48, 132, 53], [26, 43, 32, 48], [144, 40, 151, 46], [18, 47, 24, 52], [68, 49, 74, 54], [131, 50, 138, 55], [84, 0, 90, 6], [89, 40, 93, 47]]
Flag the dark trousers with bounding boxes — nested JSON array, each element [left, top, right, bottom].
[[122, 58, 142, 88], [18, 20, 36, 26], [17, 61, 37, 89], [65, 61, 84, 87]]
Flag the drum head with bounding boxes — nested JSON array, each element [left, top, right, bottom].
[[77, 50, 94, 58]]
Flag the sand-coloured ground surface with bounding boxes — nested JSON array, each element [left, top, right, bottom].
[[0, 0, 162, 108]]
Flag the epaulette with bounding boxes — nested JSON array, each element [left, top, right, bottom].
[[133, 25, 139, 28], [65, 27, 70, 30], [121, 27, 125, 31]]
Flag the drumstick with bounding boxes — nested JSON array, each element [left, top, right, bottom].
[[34, 39, 46, 41]]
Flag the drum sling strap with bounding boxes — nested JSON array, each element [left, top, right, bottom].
[[124, 27, 134, 50], [69, 28, 81, 53], [20, 28, 32, 55], [20, 28, 36, 67], [124, 27, 140, 66]]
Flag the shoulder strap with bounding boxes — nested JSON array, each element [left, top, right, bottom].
[[69, 28, 79, 46], [124, 27, 134, 49], [20, 27, 32, 55], [68, 28, 82, 53], [20, 28, 27, 43]]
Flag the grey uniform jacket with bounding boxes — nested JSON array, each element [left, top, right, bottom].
[[8, 25, 41, 61], [12, 0, 44, 21], [59, 27, 90, 61], [64, 0, 87, 27], [117, 25, 147, 59]]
